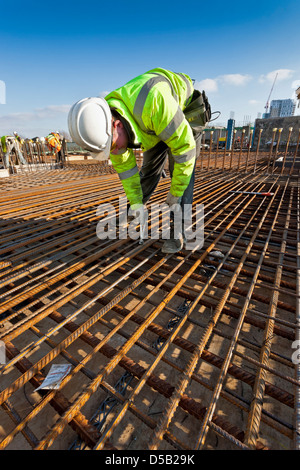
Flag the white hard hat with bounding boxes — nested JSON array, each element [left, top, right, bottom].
[[68, 97, 112, 161]]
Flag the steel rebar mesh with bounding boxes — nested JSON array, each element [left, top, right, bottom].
[[0, 154, 298, 450]]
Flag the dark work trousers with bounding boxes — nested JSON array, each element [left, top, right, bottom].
[[140, 131, 202, 210]]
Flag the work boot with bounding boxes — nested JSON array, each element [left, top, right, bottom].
[[161, 234, 184, 254]]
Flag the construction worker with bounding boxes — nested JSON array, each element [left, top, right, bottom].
[[45, 132, 64, 165], [68, 67, 211, 253], [45, 131, 61, 154], [57, 136, 66, 165], [0, 132, 27, 168]]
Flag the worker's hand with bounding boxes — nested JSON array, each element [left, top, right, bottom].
[[165, 191, 181, 211]]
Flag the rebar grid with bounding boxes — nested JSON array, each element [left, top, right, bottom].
[[0, 156, 298, 451]]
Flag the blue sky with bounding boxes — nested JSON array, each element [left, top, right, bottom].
[[0, 0, 299, 137]]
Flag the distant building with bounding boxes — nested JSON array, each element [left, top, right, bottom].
[[269, 99, 296, 118]]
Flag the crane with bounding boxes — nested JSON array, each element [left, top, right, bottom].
[[264, 72, 278, 115]]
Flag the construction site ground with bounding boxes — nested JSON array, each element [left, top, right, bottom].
[[0, 152, 299, 451]]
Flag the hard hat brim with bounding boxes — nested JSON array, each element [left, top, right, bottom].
[[90, 133, 112, 161]]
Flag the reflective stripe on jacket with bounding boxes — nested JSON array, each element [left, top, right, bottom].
[[105, 68, 196, 207], [45, 133, 62, 152]]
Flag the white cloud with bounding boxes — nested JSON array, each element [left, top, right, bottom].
[[34, 104, 71, 119], [0, 104, 71, 136], [259, 69, 294, 83], [195, 74, 252, 93], [194, 78, 218, 93], [249, 99, 260, 105], [292, 80, 300, 89], [219, 74, 252, 86], [0, 112, 31, 124], [0, 104, 71, 125]]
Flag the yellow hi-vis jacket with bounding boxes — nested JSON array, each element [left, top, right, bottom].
[[1, 135, 23, 153], [105, 68, 196, 208], [45, 133, 62, 153]]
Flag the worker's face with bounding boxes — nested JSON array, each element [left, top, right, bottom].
[[110, 120, 128, 155]]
